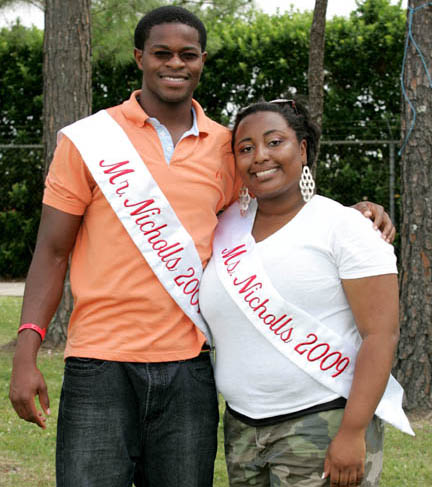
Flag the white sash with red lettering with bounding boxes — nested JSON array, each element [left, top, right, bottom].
[[60, 110, 212, 344], [213, 199, 413, 435]]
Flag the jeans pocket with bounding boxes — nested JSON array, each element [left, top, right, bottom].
[[186, 355, 216, 385], [65, 357, 108, 377]]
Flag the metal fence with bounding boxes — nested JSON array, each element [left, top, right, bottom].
[[1, 140, 399, 222]]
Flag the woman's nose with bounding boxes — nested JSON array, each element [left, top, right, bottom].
[[255, 144, 269, 163]]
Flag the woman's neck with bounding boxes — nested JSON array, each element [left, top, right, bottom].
[[252, 192, 306, 242], [256, 191, 305, 219]]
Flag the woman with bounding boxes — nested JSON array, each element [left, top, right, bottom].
[[199, 100, 413, 487]]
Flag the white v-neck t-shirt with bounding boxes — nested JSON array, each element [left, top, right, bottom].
[[199, 195, 397, 419]]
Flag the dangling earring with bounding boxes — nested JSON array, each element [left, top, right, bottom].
[[239, 186, 251, 216], [299, 165, 315, 203]]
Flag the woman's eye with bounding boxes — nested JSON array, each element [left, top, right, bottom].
[[239, 146, 252, 154], [269, 139, 282, 147]]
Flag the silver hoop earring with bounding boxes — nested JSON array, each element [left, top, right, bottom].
[[299, 166, 315, 203], [239, 186, 251, 216]]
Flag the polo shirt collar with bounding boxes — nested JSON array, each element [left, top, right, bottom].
[[121, 90, 211, 136]]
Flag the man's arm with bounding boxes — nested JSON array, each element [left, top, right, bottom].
[[352, 201, 396, 243], [9, 204, 82, 428]]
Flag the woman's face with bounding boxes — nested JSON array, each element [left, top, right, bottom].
[[233, 110, 307, 201]]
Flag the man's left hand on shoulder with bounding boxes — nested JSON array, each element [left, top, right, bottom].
[[352, 201, 396, 244]]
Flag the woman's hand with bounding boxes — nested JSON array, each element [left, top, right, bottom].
[[322, 429, 366, 486], [351, 201, 396, 243]]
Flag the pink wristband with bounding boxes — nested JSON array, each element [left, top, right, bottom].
[[18, 323, 47, 341]]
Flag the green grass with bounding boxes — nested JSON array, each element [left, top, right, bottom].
[[1, 296, 431, 486]]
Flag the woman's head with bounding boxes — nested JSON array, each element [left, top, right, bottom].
[[231, 99, 320, 203], [231, 99, 321, 169]]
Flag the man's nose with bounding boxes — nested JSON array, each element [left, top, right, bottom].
[[166, 53, 185, 69]]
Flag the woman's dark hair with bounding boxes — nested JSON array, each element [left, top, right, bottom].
[[231, 99, 321, 168], [134, 6, 207, 51]]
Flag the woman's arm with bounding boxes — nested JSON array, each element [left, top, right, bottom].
[[323, 273, 399, 487]]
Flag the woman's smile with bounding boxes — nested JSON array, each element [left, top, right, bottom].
[[234, 111, 307, 202]]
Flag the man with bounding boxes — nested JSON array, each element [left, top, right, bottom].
[[9, 6, 394, 487]]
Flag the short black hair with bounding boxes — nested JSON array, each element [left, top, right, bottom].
[[134, 6, 207, 51], [231, 99, 321, 169]]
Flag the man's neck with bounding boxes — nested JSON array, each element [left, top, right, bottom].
[[138, 92, 194, 136]]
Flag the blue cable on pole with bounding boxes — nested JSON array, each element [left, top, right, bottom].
[[399, 1, 432, 155]]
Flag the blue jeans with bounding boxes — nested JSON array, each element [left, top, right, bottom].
[[56, 352, 219, 487]]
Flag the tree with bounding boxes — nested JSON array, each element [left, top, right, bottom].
[[42, 0, 92, 345], [395, 0, 432, 410], [307, 0, 328, 175], [43, 0, 91, 173]]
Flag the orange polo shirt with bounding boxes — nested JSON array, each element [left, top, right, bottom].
[[43, 91, 238, 362]]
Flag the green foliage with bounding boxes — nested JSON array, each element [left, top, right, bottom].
[[196, 10, 312, 125], [0, 24, 43, 278], [0, 0, 407, 277], [91, 0, 166, 64]]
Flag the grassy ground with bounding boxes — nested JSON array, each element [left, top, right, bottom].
[[1, 296, 431, 486]]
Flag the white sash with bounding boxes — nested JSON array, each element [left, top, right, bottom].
[[213, 199, 413, 435], [60, 110, 212, 344]]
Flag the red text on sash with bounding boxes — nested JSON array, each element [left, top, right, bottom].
[[99, 159, 201, 309], [221, 245, 350, 377]]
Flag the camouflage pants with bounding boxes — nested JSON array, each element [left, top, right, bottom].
[[224, 408, 384, 487]]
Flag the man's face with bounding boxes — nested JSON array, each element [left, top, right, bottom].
[[135, 22, 207, 106]]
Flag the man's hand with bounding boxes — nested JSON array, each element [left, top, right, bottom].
[[10, 363, 50, 429], [9, 331, 50, 429], [352, 201, 396, 243], [322, 429, 366, 487]]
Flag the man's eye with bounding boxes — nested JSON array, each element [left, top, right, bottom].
[[154, 51, 172, 59], [181, 53, 199, 61]]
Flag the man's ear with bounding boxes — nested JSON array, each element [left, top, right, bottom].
[[134, 48, 144, 71], [201, 51, 208, 64]]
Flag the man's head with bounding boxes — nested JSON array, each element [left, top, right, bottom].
[[134, 6, 207, 52], [134, 6, 207, 108]]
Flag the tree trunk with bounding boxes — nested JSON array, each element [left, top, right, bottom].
[[307, 0, 327, 178], [43, 0, 92, 345], [395, 0, 432, 410]]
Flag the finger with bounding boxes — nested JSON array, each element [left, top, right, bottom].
[[25, 399, 47, 429], [330, 467, 340, 487], [348, 469, 359, 486], [17, 397, 46, 429], [339, 469, 350, 487], [322, 458, 330, 481], [385, 226, 396, 244], [377, 213, 393, 235], [357, 465, 365, 485], [370, 205, 384, 230], [38, 382, 51, 417]]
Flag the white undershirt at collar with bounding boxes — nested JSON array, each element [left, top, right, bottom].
[[148, 107, 199, 164]]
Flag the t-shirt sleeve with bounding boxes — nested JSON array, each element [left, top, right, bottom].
[[331, 207, 397, 279], [43, 135, 94, 215]]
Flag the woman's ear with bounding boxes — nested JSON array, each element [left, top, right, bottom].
[[300, 139, 308, 165]]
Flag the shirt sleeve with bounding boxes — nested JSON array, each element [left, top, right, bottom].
[[331, 207, 397, 279], [214, 136, 240, 212], [43, 135, 95, 215]]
